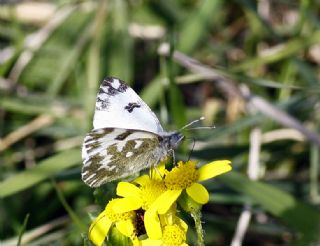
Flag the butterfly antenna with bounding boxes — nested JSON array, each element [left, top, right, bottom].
[[179, 116, 215, 131], [179, 116, 206, 131], [187, 125, 216, 131]]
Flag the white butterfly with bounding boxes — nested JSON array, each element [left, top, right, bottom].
[[81, 77, 184, 187]]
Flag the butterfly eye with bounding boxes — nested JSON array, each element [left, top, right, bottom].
[[169, 133, 184, 148]]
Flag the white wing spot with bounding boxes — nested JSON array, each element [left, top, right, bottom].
[[95, 128, 105, 134], [98, 93, 108, 101], [108, 165, 117, 171], [112, 78, 121, 89], [116, 141, 126, 152], [84, 173, 96, 182], [134, 140, 143, 149], [126, 152, 134, 157]]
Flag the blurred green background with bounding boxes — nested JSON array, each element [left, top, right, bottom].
[[1, 0, 320, 245]]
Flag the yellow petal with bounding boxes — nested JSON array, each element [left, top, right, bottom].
[[157, 162, 166, 174], [197, 160, 232, 181], [115, 220, 135, 238], [177, 217, 188, 232], [131, 236, 141, 246], [113, 197, 142, 213], [142, 239, 163, 246], [117, 182, 141, 197], [88, 212, 112, 246], [159, 208, 175, 225], [144, 206, 162, 239], [186, 183, 209, 204], [156, 190, 182, 214], [134, 175, 150, 186]]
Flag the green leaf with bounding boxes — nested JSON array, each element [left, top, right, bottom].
[[0, 149, 81, 198], [169, 81, 187, 128], [178, 0, 223, 53], [140, 76, 163, 108], [21, 12, 93, 92], [107, 0, 133, 82], [232, 31, 320, 72], [17, 213, 30, 246], [218, 172, 320, 244]]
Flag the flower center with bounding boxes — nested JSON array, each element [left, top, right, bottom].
[[162, 224, 186, 246], [164, 161, 199, 190], [140, 179, 166, 210], [105, 199, 135, 222]]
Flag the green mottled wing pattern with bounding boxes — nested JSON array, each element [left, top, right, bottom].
[[82, 128, 167, 187]]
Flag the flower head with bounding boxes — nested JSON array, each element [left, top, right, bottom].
[[114, 163, 167, 213], [156, 160, 232, 214], [88, 198, 138, 246], [164, 161, 199, 190], [87, 159, 232, 246], [110, 165, 169, 240], [162, 224, 187, 246], [141, 212, 188, 246]]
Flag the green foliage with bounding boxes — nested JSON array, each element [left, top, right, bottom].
[[219, 172, 320, 245], [0, 149, 80, 198], [1, 0, 320, 245]]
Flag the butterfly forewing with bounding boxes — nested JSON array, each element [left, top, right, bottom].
[[94, 77, 163, 133], [81, 76, 184, 187], [82, 128, 166, 187]]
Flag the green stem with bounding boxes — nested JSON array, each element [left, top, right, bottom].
[[17, 213, 30, 246], [51, 179, 86, 232], [191, 209, 204, 246], [310, 144, 320, 203]]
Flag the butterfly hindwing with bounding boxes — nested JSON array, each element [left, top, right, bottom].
[[82, 128, 167, 187], [93, 77, 163, 133]]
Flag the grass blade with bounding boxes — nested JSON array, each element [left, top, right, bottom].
[[219, 172, 320, 243], [0, 149, 81, 198]]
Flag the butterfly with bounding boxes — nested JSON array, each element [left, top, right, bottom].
[[81, 77, 184, 187]]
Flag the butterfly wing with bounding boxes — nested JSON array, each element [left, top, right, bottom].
[[82, 128, 167, 187], [93, 77, 163, 133]]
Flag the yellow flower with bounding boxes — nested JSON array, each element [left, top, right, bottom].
[[88, 199, 138, 246], [141, 212, 188, 246], [156, 160, 232, 215], [88, 160, 231, 244], [114, 163, 167, 212], [114, 176, 166, 212], [109, 164, 168, 239]]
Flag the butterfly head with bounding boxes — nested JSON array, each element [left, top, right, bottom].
[[161, 131, 184, 149]]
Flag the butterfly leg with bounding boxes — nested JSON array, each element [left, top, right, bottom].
[[153, 164, 163, 179], [149, 156, 163, 179]]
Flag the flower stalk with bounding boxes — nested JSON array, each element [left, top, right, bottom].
[[191, 208, 204, 246]]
